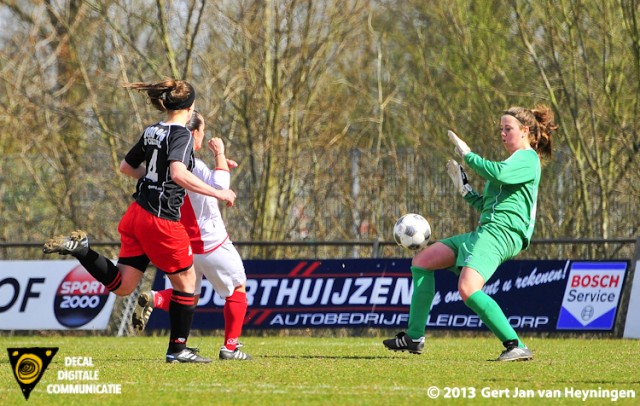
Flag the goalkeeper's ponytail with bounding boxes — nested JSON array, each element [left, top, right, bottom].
[[531, 104, 557, 160]]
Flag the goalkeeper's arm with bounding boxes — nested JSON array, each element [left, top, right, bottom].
[[447, 159, 472, 196], [446, 159, 482, 209]]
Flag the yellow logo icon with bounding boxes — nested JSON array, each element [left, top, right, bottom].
[[7, 347, 58, 400]]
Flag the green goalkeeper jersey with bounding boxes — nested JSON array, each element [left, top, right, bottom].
[[462, 149, 541, 249]]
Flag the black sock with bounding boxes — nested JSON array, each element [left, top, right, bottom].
[[75, 248, 122, 291], [168, 290, 195, 353]]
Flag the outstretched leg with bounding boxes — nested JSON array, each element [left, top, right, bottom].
[[43, 230, 139, 294]]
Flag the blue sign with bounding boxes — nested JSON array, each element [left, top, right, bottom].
[[427, 260, 570, 332], [144, 259, 627, 333], [556, 262, 627, 330]]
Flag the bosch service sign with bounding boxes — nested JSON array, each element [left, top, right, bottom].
[[0, 261, 116, 330], [556, 261, 627, 330]]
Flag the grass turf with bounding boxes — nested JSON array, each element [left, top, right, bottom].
[[0, 335, 638, 405]]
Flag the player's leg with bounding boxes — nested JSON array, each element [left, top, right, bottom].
[[132, 276, 201, 358], [383, 242, 455, 354], [164, 267, 211, 363], [459, 229, 532, 362], [43, 229, 145, 295], [139, 212, 210, 363], [131, 284, 173, 333], [220, 285, 250, 359], [194, 242, 251, 360], [130, 276, 197, 361], [460, 268, 531, 361]]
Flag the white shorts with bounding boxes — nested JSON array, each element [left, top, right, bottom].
[[193, 240, 246, 298]]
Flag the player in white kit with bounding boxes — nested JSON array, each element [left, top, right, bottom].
[[133, 110, 251, 361]]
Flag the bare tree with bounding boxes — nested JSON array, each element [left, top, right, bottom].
[[0, 0, 209, 248], [198, 0, 370, 257], [0, 0, 637, 262], [511, 0, 640, 256]]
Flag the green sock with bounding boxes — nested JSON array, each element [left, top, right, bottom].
[[465, 290, 524, 347], [407, 266, 435, 340]]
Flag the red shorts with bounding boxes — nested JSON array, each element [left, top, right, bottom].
[[118, 202, 193, 273]]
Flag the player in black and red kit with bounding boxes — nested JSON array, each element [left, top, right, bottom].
[[132, 110, 252, 361], [43, 79, 235, 363]]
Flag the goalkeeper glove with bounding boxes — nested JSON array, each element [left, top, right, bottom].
[[447, 130, 471, 157], [447, 159, 472, 197]]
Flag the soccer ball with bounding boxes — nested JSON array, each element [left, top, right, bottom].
[[393, 213, 431, 250]]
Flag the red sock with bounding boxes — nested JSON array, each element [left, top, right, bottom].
[[224, 290, 247, 351], [154, 289, 172, 311]]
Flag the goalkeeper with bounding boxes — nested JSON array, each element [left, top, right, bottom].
[[384, 104, 557, 361]]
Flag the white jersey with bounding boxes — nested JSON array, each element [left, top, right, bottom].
[[180, 158, 231, 254]]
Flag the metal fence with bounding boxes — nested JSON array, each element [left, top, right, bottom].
[[1, 238, 638, 261], [5, 149, 639, 263]]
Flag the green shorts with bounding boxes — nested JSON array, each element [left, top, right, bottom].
[[439, 224, 522, 282]]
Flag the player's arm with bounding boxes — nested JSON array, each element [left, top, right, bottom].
[[207, 137, 239, 170], [208, 138, 229, 170], [463, 189, 483, 210], [446, 159, 482, 210], [193, 159, 231, 191], [447, 129, 537, 185], [120, 135, 147, 179], [119, 159, 146, 179], [207, 137, 232, 190], [465, 150, 537, 185], [170, 160, 236, 206]]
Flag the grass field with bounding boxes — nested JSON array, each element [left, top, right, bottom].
[[1, 335, 638, 405]]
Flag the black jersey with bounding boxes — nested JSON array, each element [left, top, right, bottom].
[[124, 122, 195, 221]]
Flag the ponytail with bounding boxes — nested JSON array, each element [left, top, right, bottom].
[[530, 104, 557, 160], [123, 79, 195, 112]]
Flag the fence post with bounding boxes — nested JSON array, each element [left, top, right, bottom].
[[371, 239, 381, 259]]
